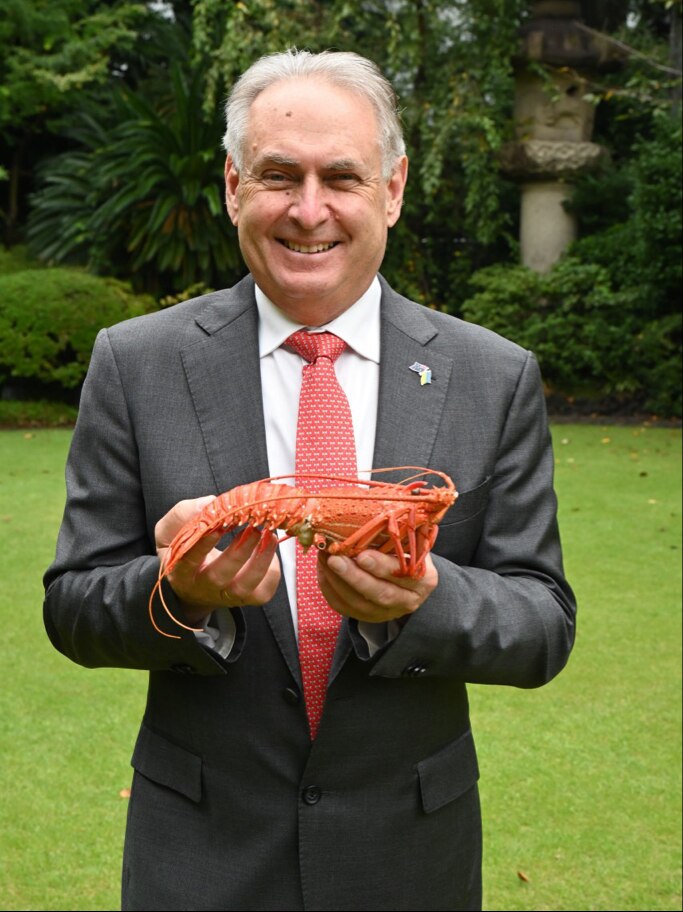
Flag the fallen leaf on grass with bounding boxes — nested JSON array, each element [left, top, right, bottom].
[[119, 788, 131, 799], [517, 870, 530, 883]]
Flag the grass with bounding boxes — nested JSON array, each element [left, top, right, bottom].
[[472, 423, 682, 911], [0, 424, 681, 911], [0, 430, 146, 911]]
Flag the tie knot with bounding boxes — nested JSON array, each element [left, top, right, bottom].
[[285, 330, 347, 364]]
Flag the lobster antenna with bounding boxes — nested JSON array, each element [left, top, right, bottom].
[[148, 577, 204, 640], [262, 466, 454, 490]]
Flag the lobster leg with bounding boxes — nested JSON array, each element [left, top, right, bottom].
[[327, 505, 439, 579], [327, 505, 425, 577], [382, 507, 433, 578]]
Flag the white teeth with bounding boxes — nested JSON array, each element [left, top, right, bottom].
[[282, 240, 336, 254]]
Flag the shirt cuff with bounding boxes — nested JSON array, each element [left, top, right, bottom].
[[358, 619, 402, 657], [192, 610, 237, 660]]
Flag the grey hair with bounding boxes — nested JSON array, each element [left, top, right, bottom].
[[223, 48, 406, 180]]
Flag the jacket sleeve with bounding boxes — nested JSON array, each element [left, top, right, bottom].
[[42, 328, 243, 673], [364, 351, 577, 688]]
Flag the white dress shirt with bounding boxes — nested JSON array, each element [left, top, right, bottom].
[[197, 276, 394, 657]]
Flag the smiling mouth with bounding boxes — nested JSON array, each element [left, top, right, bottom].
[[279, 240, 339, 254]]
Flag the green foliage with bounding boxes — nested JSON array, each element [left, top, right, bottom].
[[570, 111, 682, 318], [0, 0, 147, 136], [0, 267, 153, 388], [461, 258, 682, 417], [560, 110, 682, 417], [0, 398, 78, 428], [0, 245, 44, 275], [8, 0, 682, 413], [26, 64, 240, 296], [632, 312, 683, 416], [158, 281, 216, 309], [0, 1, 191, 245]]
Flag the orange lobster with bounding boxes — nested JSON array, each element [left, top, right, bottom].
[[149, 466, 457, 638]]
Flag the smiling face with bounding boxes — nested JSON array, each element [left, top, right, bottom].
[[224, 77, 408, 326]]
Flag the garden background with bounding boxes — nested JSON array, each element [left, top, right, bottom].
[[1, 1, 681, 910]]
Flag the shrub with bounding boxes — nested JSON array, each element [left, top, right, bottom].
[[632, 313, 683, 418], [461, 258, 681, 417], [0, 267, 154, 389], [0, 398, 79, 428], [569, 111, 682, 320], [0, 245, 45, 276]]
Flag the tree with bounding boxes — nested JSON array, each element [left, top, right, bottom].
[[0, 0, 156, 244]]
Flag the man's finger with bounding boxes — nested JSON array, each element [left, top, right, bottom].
[[155, 495, 216, 548]]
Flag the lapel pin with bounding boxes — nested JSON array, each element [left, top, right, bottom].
[[409, 362, 432, 385]]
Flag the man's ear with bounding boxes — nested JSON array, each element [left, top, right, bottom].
[[386, 155, 408, 228], [224, 155, 240, 226]]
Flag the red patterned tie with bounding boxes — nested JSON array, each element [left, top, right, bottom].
[[284, 330, 358, 739]]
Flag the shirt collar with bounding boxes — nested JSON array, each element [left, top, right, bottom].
[[255, 277, 381, 364]]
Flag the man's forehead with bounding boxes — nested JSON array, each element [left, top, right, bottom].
[[241, 78, 383, 170], [248, 76, 378, 127]]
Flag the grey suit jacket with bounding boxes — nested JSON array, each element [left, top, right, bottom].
[[44, 275, 576, 912]]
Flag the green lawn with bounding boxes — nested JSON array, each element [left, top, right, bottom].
[[1, 425, 681, 911]]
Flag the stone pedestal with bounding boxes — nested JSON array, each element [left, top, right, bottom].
[[501, 138, 609, 272], [519, 181, 575, 273]]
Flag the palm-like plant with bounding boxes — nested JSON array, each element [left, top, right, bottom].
[[27, 62, 241, 297]]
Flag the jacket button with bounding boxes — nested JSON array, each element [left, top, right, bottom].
[[402, 661, 427, 677], [282, 687, 300, 705], [302, 786, 322, 805]]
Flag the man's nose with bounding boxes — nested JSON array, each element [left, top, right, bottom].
[[288, 176, 329, 229]]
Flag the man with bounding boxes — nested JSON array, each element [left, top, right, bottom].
[[44, 49, 576, 912]]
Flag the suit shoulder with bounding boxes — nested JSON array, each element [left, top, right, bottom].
[[103, 277, 255, 350], [427, 307, 527, 361], [382, 282, 530, 365]]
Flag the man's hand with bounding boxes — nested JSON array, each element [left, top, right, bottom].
[[155, 497, 281, 623], [317, 549, 438, 624]]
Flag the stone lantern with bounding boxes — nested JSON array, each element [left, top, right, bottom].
[[500, 1, 626, 272]]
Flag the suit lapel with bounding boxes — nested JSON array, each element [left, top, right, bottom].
[[181, 279, 269, 493], [180, 278, 301, 685], [373, 280, 454, 473]]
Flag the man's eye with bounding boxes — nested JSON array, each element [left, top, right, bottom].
[[262, 172, 292, 184], [327, 173, 358, 184]]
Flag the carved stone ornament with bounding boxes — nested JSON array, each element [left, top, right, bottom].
[[499, 139, 609, 179]]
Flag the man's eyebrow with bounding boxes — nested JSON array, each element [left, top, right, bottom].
[[324, 159, 361, 171], [252, 152, 299, 169], [251, 154, 363, 171]]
